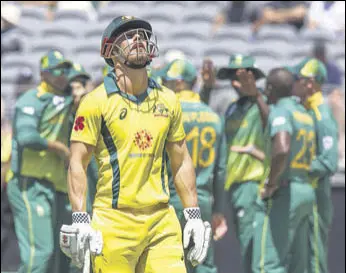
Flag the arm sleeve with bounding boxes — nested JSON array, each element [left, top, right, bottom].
[[309, 110, 339, 177], [213, 119, 228, 214], [167, 96, 186, 143], [15, 105, 48, 150], [70, 94, 102, 146], [268, 107, 293, 138]]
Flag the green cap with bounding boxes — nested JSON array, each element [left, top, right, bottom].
[[40, 50, 72, 71], [298, 58, 327, 85], [68, 63, 91, 81], [285, 57, 327, 84], [284, 57, 310, 75], [217, 54, 265, 80], [160, 59, 197, 83]]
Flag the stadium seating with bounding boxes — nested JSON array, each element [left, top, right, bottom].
[[84, 22, 108, 39], [98, 5, 144, 22], [299, 28, 335, 43], [1, 1, 344, 96], [18, 17, 46, 38], [54, 9, 90, 23], [249, 40, 291, 59], [213, 24, 252, 43], [29, 37, 69, 56], [20, 6, 47, 20], [256, 25, 297, 42], [40, 22, 76, 39]]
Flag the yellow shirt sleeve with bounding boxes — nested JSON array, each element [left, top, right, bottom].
[[1, 131, 12, 163], [70, 93, 102, 146], [167, 96, 186, 142]]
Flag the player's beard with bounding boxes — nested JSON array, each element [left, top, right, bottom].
[[126, 46, 149, 66]]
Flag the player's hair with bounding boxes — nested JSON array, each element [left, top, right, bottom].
[[267, 68, 294, 98]]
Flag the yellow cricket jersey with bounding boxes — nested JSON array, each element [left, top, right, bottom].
[[71, 75, 186, 210]]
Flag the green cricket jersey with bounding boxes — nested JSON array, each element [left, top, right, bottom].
[[11, 82, 73, 192], [169, 90, 227, 213], [305, 92, 338, 181], [224, 97, 268, 190], [267, 96, 316, 184]]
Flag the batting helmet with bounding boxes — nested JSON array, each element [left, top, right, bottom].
[[100, 16, 158, 68]]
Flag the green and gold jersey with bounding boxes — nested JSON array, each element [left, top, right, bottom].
[[305, 92, 338, 180], [267, 96, 316, 184], [168, 91, 227, 213], [224, 97, 268, 190], [71, 74, 185, 210], [11, 82, 73, 192]]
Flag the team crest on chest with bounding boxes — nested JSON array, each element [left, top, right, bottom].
[[153, 103, 169, 118], [133, 129, 153, 151]]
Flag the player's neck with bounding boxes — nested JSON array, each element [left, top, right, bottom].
[[114, 63, 148, 96]]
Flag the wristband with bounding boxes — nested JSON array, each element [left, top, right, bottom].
[[183, 207, 202, 220], [72, 212, 90, 224]]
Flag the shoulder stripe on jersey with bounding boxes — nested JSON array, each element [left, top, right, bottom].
[[101, 116, 120, 209], [161, 141, 168, 195], [312, 105, 322, 121]]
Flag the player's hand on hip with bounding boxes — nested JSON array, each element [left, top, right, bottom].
[[60, 212, 103, 269], [183, 207, 212, 267], [212, 213, 228, 241]]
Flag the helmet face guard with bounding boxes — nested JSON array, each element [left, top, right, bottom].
[[101, 28, 159, 69]]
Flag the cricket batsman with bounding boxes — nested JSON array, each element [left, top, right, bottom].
[[59, 16, 211, 273], [159, 59, 228, 273]]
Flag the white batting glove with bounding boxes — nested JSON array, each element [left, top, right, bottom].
[[183, 207, 212, 267], [60, 212, 103, 269]]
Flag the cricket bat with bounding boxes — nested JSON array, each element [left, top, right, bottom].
[[83, 248, 90, 273]]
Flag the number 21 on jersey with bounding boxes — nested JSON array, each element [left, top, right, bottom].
[[291, 129, 316, 170]]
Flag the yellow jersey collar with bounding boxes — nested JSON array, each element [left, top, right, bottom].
[[177, 90, 201, 102], [104, 71, 161, 103], [305, 91, 324, 109], [37, 81, 65, 97]]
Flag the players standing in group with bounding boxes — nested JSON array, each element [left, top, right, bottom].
[[236, 68, 317, 273]]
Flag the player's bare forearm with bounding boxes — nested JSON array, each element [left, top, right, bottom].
[[255, 94, 270, 129], [48, 140, 70, 161], [167, 139, 198, 208], [68, 142, 93, 212], [268, 132, 290, 186], [251, 147, 266, 161]]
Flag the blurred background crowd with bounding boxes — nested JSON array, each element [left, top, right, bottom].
[[1, 1, 345, 272]]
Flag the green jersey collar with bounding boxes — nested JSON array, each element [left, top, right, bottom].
[[276, 96, 300, 106], [104, 71, 161, 103], [177, 90, 201, 102]]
